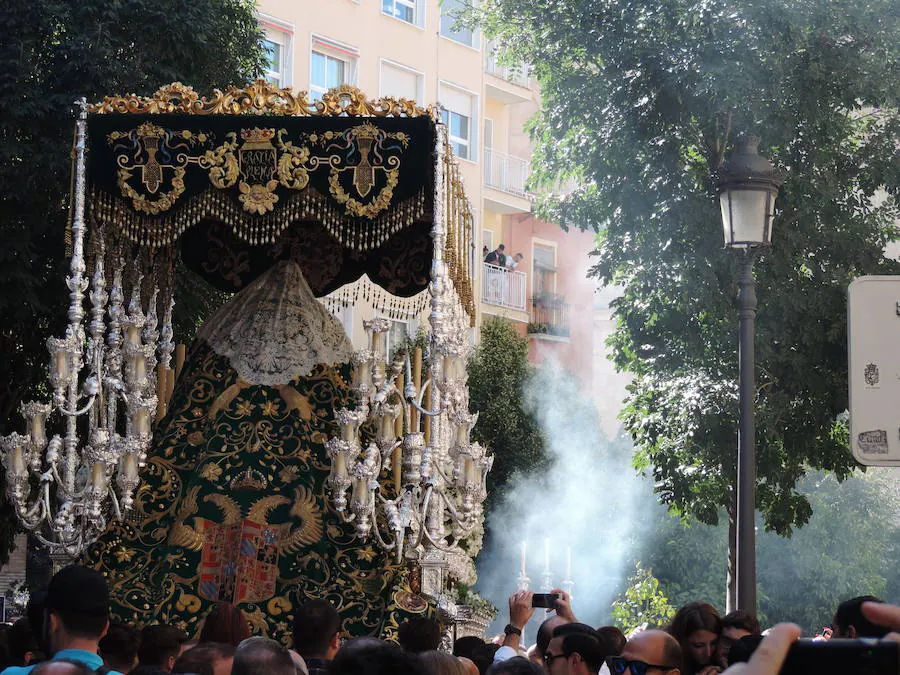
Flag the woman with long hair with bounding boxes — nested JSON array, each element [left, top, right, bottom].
[[667, 602, 723, 675]]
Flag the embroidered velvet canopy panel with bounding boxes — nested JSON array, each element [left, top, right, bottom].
[[84, 83, 458, 303]]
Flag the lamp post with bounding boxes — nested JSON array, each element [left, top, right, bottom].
[[715, 135, 783, 615]]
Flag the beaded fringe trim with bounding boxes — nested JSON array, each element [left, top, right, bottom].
[[88, 186, 428, 251]]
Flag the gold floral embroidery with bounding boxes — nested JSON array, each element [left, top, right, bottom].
[[238, 180, 279, 214]]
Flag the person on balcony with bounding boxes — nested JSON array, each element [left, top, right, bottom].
[[485, 244, 506, 265], [505, 253, 525, 270]]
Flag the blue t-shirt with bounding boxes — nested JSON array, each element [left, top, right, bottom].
[[0, 648, 125, 675]]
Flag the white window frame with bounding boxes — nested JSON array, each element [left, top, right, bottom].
[[378, 58, 425, 102], [438, 81, 479, 163], [258, 13, 294, 88], [440, 0, 481, 49], [310, 35, 359, 100], [482, 228, 494, 252], [381, 0, 426, 28], [531, 238, 558, 297]]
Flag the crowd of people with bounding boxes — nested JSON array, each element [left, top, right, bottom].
[[0, 565, 898, 675]]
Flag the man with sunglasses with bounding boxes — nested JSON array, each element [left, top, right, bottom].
[[543, 623, 605, 675], [607, 630, 682, 675]]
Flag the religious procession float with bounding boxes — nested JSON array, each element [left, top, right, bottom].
[[0, 81, 494, 643]]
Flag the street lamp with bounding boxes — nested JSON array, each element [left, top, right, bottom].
[[715, 135, 783, 615]]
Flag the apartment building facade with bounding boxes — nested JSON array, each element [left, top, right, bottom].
[[257, 0, 598, 392]]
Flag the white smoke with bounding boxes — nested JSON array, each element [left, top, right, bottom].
[[474, 356, 654, 634]]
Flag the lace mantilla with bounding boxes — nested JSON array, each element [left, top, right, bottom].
[[199, 261, 353, 385]]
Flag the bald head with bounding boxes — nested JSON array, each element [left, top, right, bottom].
[[537, 615, 570, 653], [622, 630, 682, 672]]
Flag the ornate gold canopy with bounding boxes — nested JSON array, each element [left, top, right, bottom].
[[89, 81, 438, 119]]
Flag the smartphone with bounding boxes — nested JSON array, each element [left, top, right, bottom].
[[531, 593, 559, 609], [729, 635, 899, 675]]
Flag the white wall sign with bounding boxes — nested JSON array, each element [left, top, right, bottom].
[[848, 275, 900, 465]]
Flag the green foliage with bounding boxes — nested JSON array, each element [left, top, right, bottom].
[[451, 583, 499, 619], [611, 562, 676, 634], [0, 0, 267, 562], [467, 317, 547, 510], [636, 470, 900, 633], [473, 0, 900, 534]]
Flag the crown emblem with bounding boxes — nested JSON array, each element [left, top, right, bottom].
[[230, 467, 268, 491], [240, 127, 275, 143]]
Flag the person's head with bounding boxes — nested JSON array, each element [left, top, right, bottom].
[[330, 638, 425, 675], [9, 617, 43, 666], [667, 602, 721, 671], [198, 602, 250, 647], [30, 659, 96, 675], [172, 642, 235, 675], [513, 253, 524, 262], [453, 636, 485, 660], [292, 598, 341, 660], [233, 636, 295, 675], [612, 629, 682, 675], [485, 656, 545, 675], [138, 624, 189, 672], [497, 244, 505, 252], [472, 644, 500, 675], [99, 620, 140, 673], [716, 611, 760, 666], [397, 617, 442, 654], [596, 626, 626, 657], [833, 595, 890, 638], [536, 615, 569, 659], [43, 565, 111, 654], [546, 623, 603, 675], [418, 650, 468, 675], [459, 656, 480, 675]]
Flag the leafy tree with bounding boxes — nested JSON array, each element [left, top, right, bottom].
[[468, 317, 547, 511], [635, 470, 900, 633], [611, 562, 676, 634], [473, 0, 900, 561], [0, 0, 266, 562]]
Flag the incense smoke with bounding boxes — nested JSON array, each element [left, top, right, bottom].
[[474, 355, 654, 633]]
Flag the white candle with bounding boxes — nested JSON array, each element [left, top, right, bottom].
[[134, 409, 149, 436], [55, 350, 69, 381], [464, 457, 476, 485], [520, 540, 527, 575], [341, 422, 356, 442], [122, 454, 138, 480], [133, 353, 146, 386], [372, 332, 385, 356], [11, 446, 25, 477], [91, 463, 106, 491], [30, 412, 47, 448], [333, 452, 347, 479]]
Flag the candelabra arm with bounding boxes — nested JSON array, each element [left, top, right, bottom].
[[57, 394, 97, 418]]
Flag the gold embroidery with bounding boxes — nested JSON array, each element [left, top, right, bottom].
[[90, 81, 437, 119]]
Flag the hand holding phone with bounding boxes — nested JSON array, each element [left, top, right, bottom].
[[531, 593, 559, 609]]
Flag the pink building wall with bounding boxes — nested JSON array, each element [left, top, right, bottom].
[[499, 214, 597, 388]]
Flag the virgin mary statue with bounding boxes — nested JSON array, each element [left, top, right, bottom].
[[85, 260, 429, 642]]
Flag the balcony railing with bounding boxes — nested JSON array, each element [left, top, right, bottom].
[[528, 294, 571, 337], [484, 148, 529, 198], [485, 50, 531, 88], [482, 263, 527, 311]]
